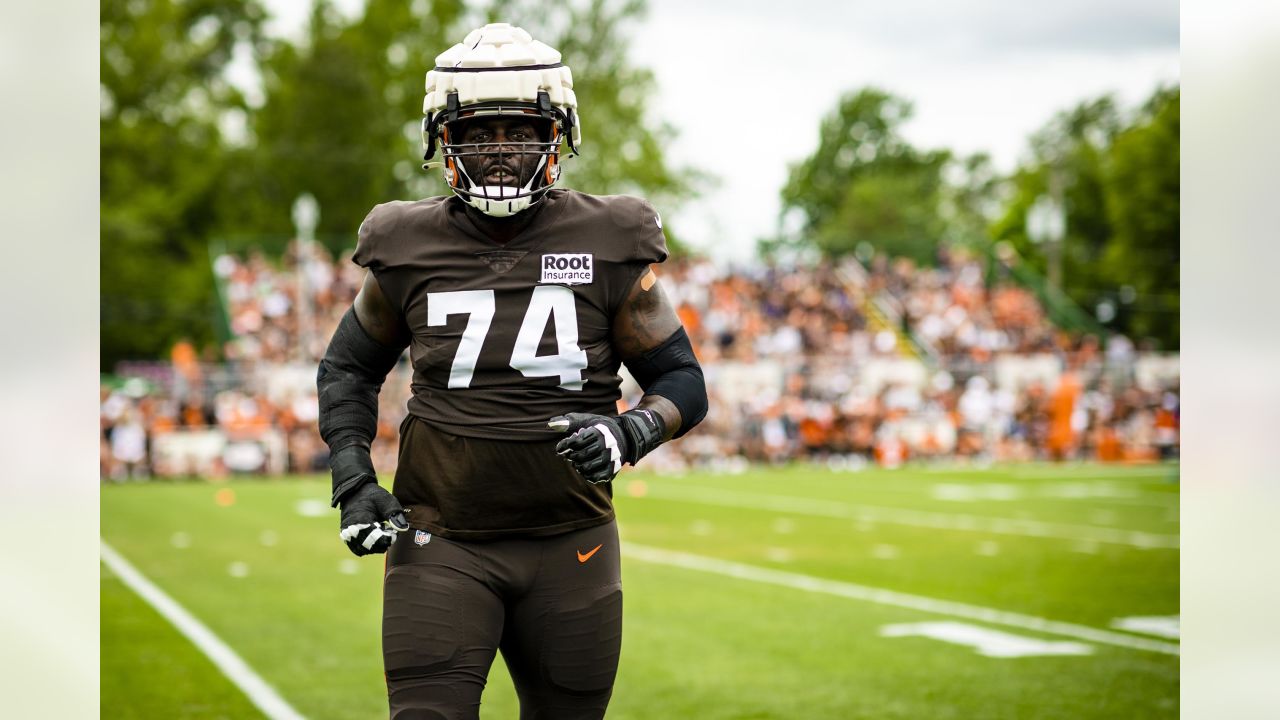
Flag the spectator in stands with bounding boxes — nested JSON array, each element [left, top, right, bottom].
[[103, 246, 1179, 478], [109, 406, 148, 481]]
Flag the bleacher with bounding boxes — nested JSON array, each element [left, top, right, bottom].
[[100, 243, 1179, 480]]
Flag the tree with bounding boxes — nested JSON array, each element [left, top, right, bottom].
[[1101, 87, 1179, 344], [941, 152, 1004, 247], [101, 0, 267, 366], [231, 0, 697, 248], [990, 90, 1179, 347], [103, 0, 700, 364], [778, 88, 950, 262], [223, 0, 463, 245], [990, 96, 1121, 296]]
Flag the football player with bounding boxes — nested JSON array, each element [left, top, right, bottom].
[[316, 22, 707, 719]]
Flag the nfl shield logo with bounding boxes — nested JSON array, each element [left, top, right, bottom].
[[414, 530, 431, 546]]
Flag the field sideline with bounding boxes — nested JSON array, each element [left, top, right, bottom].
[[101, 463, 1179, 719]]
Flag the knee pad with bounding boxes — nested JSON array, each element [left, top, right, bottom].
[[384, 566, 464, 680], [383, 564, 499, 719]]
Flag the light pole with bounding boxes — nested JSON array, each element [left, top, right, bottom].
[[292, 193, 319, 362], [1025, 190, 1066, 291]]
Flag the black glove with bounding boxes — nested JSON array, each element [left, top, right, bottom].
[[549, 409, 666, 484], [330, 445, 408, 557]]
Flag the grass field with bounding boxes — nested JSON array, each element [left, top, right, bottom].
[[101, 463, 1179, 719]]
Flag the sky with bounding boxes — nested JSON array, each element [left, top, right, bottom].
[[257, 0, 1180, 261]]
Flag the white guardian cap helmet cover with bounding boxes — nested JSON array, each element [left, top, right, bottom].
[[422, 23, 581, 217]]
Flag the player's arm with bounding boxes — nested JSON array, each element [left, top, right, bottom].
[[317, 272, 411, 556], [612, 268, 706, 439], [550, 268, 707, 483]]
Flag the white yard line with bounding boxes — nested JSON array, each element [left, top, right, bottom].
[[1092, 494, 1180, 509], [100, 541, 307, 720], [732, 475, 1178, 509], [639, 485, 1179, 549], [1008, 461, 1177, 479], [623, 543, 1180, 656]]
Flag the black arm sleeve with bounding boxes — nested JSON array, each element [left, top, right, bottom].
[[317, 308, 407, 503], [622, 327, 707, 438]]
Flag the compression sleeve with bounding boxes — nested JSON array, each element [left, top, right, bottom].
[[622, 327, 707, 438], [317, 308, 406, 502]]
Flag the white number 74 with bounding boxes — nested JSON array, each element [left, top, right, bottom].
[[427, 286, 588, 390]]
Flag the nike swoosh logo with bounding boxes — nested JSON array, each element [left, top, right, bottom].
[[577, 544, 603, 563]]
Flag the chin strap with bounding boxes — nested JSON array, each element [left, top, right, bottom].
[[468, 192, 531, 218]]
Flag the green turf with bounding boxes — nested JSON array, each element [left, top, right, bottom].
[[101, 563, 266, 719], [101, 463, 1178, 719]]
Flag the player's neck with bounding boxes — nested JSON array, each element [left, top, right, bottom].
[[463, 203, 543, 245]]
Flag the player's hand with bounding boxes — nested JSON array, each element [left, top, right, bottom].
[[549, 410, 664, 484], [328, 445, 408, 556], [338, 482, 409, 557]]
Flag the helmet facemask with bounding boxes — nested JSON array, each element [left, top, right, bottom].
[[430, 98, 570, 217]]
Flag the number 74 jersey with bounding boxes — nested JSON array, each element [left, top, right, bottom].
[[353, 189, 669, 441]]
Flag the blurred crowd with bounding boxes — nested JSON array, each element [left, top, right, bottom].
[[101, 241, 410, 481], [873, 249, 1058, 361], [101, 242, 1178, 481], [648, 250, 1177, 472]]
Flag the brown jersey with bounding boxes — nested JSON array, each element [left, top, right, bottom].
[[352, 189, 668, 539]]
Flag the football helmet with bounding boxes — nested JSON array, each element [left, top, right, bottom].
[[422, 23, 581, 217]]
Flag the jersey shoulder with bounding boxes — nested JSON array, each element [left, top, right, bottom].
[[352, 197, 452, 271], [554, 190, 668, 265]]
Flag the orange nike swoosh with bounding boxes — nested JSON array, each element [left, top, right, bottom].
[[577, 544, 603, 563]]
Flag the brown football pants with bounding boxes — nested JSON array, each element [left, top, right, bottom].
[[382, 520, 622, 720]]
